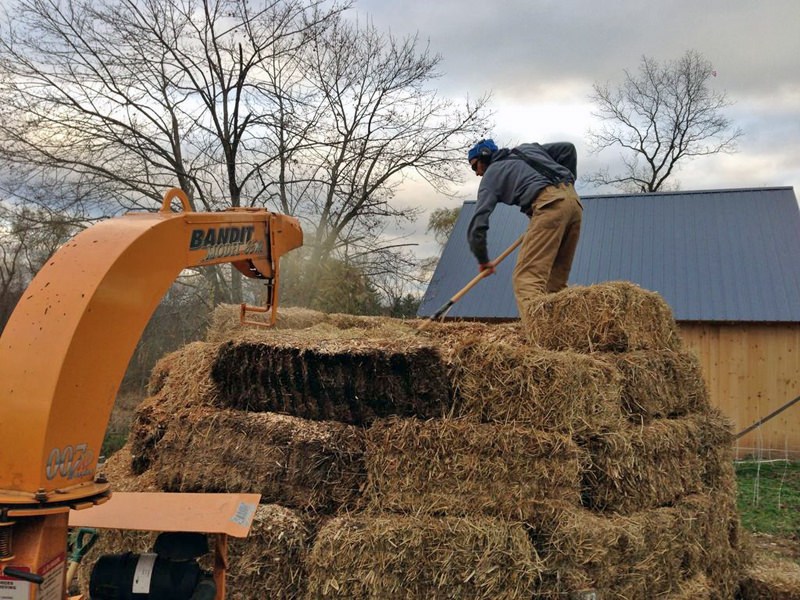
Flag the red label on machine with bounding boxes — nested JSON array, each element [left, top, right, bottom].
[[0, 554, 65, 600], [37, 553, 65, 600], [0, 567, 31, 600]]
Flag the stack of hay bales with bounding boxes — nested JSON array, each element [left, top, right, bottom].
[[303, 282, 743, 599], [116, 311, 463, 598], [101, 282, 756, 599], [517, 283, 745, 598], [739, 554, 800, 599]]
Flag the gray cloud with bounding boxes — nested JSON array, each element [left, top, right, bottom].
[[353, 0, 800, 101], [351, 0, 800, 197], [366, 1, 800, 266]]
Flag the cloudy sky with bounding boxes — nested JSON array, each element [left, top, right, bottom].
[[349, 0, 800, 258]]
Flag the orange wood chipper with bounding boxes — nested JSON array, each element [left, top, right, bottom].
[[0, 189, 303, 599]]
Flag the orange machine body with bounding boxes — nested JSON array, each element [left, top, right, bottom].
[[0, 190, 301, 597]]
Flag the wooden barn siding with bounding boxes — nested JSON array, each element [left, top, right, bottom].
[[678, 322, 800, 457]]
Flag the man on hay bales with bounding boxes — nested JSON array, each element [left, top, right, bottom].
[[466, 138, 583, 315]]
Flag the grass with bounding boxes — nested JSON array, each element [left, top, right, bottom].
[[735, 460, 800, 536]]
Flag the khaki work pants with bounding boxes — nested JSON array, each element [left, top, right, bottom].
[[512, 183, 583, 314]]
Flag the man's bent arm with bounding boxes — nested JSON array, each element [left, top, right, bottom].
[[467, 186, 499, 264]]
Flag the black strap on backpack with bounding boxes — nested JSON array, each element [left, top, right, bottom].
[[507, 148, 568, 184]]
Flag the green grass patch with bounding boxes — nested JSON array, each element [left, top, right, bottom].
[[736, 460, 800, 535]]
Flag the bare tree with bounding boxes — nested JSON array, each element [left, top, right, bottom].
[[586, 50, 742, 193], [0, 0, 490, 308], [0, 0, 346, 212], [0, 204, 77, 329], [270, 15, 489, 305], [0, 227, 26, 328], [427, 207, 460, 247], [0, 0, 351, 303], [413, 205, 461, 283]]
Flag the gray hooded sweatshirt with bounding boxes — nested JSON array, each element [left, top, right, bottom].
[[467, 142, 577, 264]]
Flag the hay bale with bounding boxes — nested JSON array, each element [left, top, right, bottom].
[[150, 408, 365, 513], [413, 319, 506, 351], [128, 394, 179, 474], [305, 514, 542, 599], [133, 342, 223, 474], [604, 348, 710, 420], [531, 503, 685, 598], [132, 341, 228, 473], [739, 554, 800, 600], [581, 411, 734, 513], [129, 340, 241, 473], [678, 491, 746, 598], [102, 444, 159, 492], [211, 328, 454, 425], [147, 341, 220, 404], [207, 304, 410, 343], [530, 491, 743, 599], [522, 281, 682, 352], [663, 573, 713, 599], [449, 328, 624, 433], [697, 408, 738, 488], [324, 313, 404, 331], [364, 417, 584, 519], [206, 303, 245, 341], [206, 304, 331, 342], [146, 350, 180, 396], [225, 504, 310, 600]]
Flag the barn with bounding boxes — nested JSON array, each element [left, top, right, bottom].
[[418, 186, 800, 457]]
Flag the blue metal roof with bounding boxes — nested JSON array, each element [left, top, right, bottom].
[[418, 187, 800, 322]]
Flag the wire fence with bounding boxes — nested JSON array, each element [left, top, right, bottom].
[[734, 425, 800, 462], [733, 437, 799, 540]]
